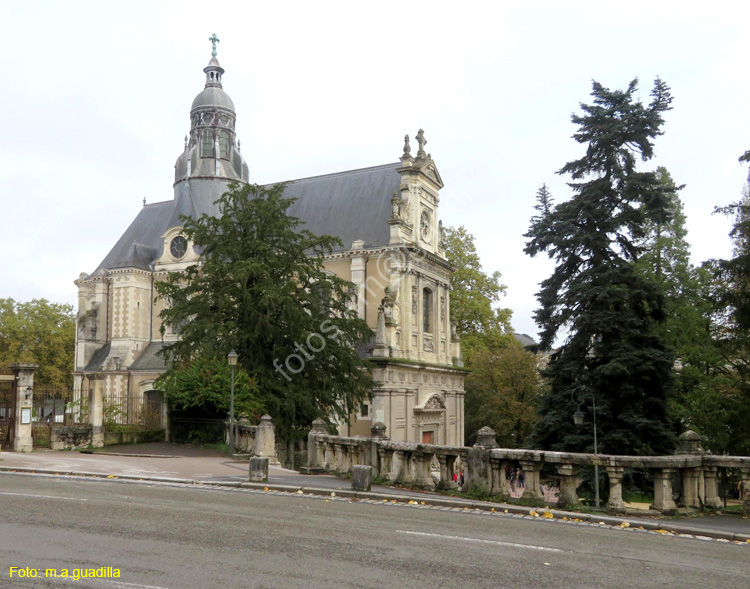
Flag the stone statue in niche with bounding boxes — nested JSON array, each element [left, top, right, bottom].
[[440, 296, 446, 324], [411, 285, 417, 315], [391, 191, 401, 219]]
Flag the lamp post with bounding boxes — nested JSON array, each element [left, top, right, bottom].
[[227, 350, 238, 458], [573, 395, 600, 508]]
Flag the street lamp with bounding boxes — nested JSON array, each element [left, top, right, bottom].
[[227, 350, 238, 458], [573, 395, 600, 508]]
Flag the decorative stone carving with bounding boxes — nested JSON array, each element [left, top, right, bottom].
[[402, 134, 411, 157], [440, 295, 445, 323], [412, 285, 417, 314], [391, 190, 401, 219], [416, 129, 427, 156]]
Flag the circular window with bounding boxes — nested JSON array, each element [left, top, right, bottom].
[[170, 236, 188, 259]]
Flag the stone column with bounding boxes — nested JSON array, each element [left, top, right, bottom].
[[651, 467, 677, 513], [86, 373, 106, 448], [393, 450, 405, 482], [489, 457, 503, 496], [10, 364, 37, 453], [519, 460, 544, 500], [702, 466, 723, 509], [556, 464, 580, 507], [606, 466, 625, 512], [437, 454, 456, 490], [257, 414, 280, 465], [679, 467, 701, 508]]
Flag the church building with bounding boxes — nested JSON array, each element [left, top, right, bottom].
[[73, 42, 466, 445]]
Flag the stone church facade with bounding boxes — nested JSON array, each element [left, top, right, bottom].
[[73, 45, 466, 445]]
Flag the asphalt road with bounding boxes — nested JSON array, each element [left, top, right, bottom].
[[0, 474, 747, 588]]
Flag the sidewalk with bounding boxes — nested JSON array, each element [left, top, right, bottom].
[[1, 445, 748, 542]]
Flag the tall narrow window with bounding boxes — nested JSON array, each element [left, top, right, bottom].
[[218, 131, 229, 159], [201, 131, 214, 157], [423, 288, 432, 333]]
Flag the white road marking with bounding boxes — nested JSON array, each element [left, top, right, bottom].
[[0, 492, 88, 501], [397, 530, 564, 553]]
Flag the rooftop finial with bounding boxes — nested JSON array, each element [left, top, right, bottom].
[[143, 196, 146, 207], [416, 129, 427, 157], [209, 33, 220, 58], [402, 134, 411, 157]]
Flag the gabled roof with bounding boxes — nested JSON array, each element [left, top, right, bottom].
[[92, 163, 401, 274]]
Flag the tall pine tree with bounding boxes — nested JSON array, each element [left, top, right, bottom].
[[524, 79, 677, 456]]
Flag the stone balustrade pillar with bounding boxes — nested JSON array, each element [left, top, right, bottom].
[[307, 419, 327, 469], [400, 451, 416, 484], [679, 467, 701, 508], [519, 460, 544, 500], [393, 450, 406, 482], [652, 467, 677, 513], [415, 452, 434, 488], [437, 455, 457, 490], [605, 466, 625, 512], [489, 458, 504, 496], [556, 464, 580, 507], [702, 466, 723, 509], [86, 373, 106, 448], [257, 414, 280, 465], [10, 363, 37, 453]]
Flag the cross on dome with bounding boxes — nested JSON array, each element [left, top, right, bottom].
[[208, 33, 220, 57]]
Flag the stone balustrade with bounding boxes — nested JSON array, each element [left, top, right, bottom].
[[304, 423, 750, 514]]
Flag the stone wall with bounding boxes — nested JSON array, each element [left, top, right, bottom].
[[50, 425, 93, 450]]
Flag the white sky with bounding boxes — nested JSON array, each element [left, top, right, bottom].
[[1, 1, 748, 343]]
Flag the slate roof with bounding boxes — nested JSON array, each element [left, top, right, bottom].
[[129, 342, 169, 371], [93, 163, 401, 274]]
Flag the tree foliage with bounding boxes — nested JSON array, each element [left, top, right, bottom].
[[464, 341, 545, 447], [156, 182, 374, 439], [442, 225, 513, 361], [0, 298, 75, 388], [702, 159, 750, 454], [524, 78, 677, 456], [155, 355, 263, 419]]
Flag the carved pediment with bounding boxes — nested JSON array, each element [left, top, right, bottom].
[[417, 161, 444, 189]]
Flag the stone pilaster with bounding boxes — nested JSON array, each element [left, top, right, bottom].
[[556, 464, 580, 507], [651, 467, 677, 513], [605, 466, 625, 512], [10, 364, 37, 453]]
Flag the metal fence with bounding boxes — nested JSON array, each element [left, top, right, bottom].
[[32, 384, 89, 448], [0, 378, 17, 450]]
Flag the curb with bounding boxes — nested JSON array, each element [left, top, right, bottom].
[[1, 466, 748, 543]]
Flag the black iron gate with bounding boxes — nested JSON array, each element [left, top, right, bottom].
[[0, 377, 17, 450], [32, 387, 79, 448]]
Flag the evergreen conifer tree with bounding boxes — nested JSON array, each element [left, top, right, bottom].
[[524, 79, 677, 456], [156, 183, 374, 439]]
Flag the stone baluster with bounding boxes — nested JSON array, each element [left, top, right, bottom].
[[489, 457, 503, 496], [519, 460, 544, 500], [605, 466, 625, 511], [498, 460, 511, 496], [556, 464, 580, 507], [702, 466, 723, 509], [651, 467, 677, 513], [415, 451, 434, 488], [679, 467, 701, 508], [393, 450, 405, 482], [436, 454, 451, 489]]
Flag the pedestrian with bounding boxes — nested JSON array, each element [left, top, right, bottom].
[[505, 465, 510, 480], [453, 472, 458, 485], [510, 469, 516, 493], [460, 470, 465, 487], [517, 468, 525, 488]]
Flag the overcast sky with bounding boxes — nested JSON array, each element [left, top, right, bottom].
[[2, 1, 748, 343]]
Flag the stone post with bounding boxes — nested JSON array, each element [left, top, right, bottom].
[[489, 457, 503, 496], [519, 460, 544, 500], [300, 419, 326, 474], [436, 454, 454, 490], [605, 466, 625, 512], [556, 464, 580, 507], [702, 466, 723, 509], [651, 467, 677, 513], [679, 467, 701, 508], [393, 450, 408, 483], [257, 415, 280, 465], [249, 457, 269, 482], [86, 373, 106, 448], [10, 364, 37, 452], [351, 465, 373, 491]]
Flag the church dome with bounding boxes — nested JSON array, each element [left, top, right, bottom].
[[191, 86, 235, 112]]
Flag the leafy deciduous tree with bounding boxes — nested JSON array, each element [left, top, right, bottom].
[[442, 225, 513, 361], [0, 298, 75, 388]]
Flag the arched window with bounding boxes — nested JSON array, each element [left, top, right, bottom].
[[218, 131, 229, 159], [201, 131, 214, 157], [423, 288, 432, 333]]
